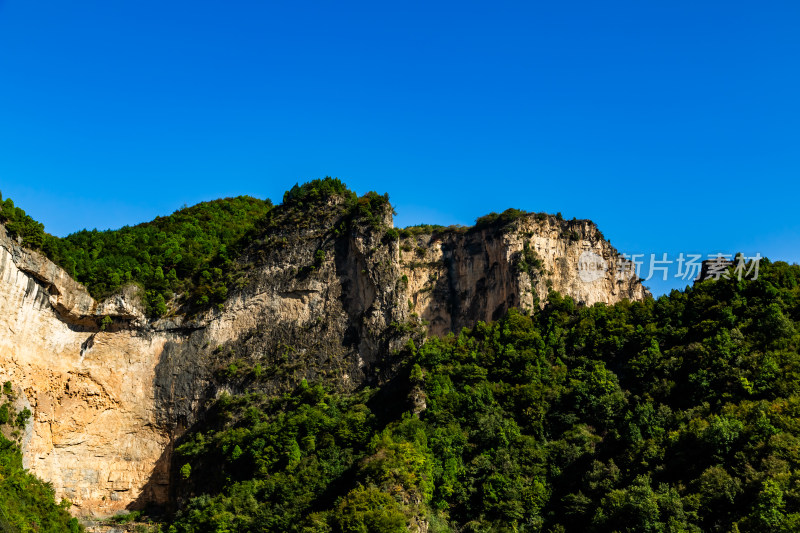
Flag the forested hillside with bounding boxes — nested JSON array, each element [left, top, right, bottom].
[[1, 193, 274, 317], [168, 258, 800, 532], [0, 179, 392, 318]]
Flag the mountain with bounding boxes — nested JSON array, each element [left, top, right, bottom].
[[0, 179, 646, 521], [3, 180, 800, 532]]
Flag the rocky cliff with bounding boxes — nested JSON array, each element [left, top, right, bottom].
[[399, 215, 647, 336], [0, 199, 647, 517]]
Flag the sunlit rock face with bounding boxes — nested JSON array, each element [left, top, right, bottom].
[[399, 215, 647, 336], [0, 226, 171, 516], [0, 208, 647, 517]]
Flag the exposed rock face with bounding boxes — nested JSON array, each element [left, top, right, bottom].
[[0, 205, 647, 517], [0, 225, 172, 515], [400, 216, 647, 335]]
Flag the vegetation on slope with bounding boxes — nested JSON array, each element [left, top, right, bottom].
[[0, 383, 82, 532], [165, 258, 800, 532], [1, 178, 394, 318], [272, 177, 392, 233], [0, 195, 49, 250], [49, 196, 274, 316], [0, 438, 82, 533], [0, 192, 273, 316]]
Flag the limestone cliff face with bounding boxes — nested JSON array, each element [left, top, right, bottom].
[[0, 205, 647, 517], [400, 216, 648, 336], [0, 225, 171, 516]]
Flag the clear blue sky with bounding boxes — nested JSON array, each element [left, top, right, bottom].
[[1, 1, 798, 295]]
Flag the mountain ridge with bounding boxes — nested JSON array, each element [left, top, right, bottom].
[[0, 179, 647, 518]]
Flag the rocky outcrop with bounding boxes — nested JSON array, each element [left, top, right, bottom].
[[0, 203, 648, 517], [150, 197, 413, 432], [1, 227, 96, 325], [400, 216, 647, 336]]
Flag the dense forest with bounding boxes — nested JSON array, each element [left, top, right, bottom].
[[165, 258, 800, 532]]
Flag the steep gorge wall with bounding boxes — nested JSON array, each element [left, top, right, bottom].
[[0, 225, 172, 515], [0, 207, 647, 517]]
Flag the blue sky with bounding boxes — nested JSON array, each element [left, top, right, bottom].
[[1, 1, 798, 295]]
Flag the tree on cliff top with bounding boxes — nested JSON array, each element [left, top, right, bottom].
[[282, 177, 356, 205]]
